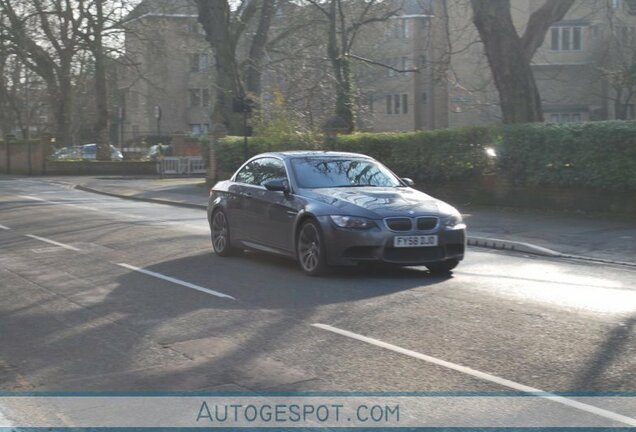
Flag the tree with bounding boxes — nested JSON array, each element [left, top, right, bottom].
[[0, 0, 85, 146], [597, 5, 636, 120], [196, 0, 276, 134], [471, 0, 575, 124], [306, 0, 401, 133]]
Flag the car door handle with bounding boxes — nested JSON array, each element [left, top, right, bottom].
[[240, 191, 252, 198]]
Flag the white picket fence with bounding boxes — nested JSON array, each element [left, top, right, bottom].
[[157, 157, 206, 175]]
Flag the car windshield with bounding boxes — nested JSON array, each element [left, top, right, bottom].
[[291, 157, 401, 188]]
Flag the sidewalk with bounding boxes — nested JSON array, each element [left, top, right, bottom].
[[71, 176, 636, 266]]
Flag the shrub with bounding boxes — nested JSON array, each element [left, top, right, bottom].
[[201, 121, 636, 191], [500, 121, 636, 190]]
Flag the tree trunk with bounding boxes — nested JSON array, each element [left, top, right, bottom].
[[327, 0, 355, 133], [245, 0, 276, 99], [196, 0, 244, 135], [471, 0, 574, 124], [92, 0, 110, 160], [54, 69, 73, 147]]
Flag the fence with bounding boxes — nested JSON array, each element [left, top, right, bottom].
[[157, 156, 206, 176]]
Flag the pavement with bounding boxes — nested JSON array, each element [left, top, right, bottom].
[[62, 175, 636, 266]]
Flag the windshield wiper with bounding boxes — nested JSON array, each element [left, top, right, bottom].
[[333, 184, 379, 188]]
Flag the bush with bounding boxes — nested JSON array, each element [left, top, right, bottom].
[[206, 125, 497, 182], [201, 121, 636, 191], [332, 126, 497, 183], [500, 121, 636, 190]]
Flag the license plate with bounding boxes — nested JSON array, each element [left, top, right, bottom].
[[394, 235, 438, 248]]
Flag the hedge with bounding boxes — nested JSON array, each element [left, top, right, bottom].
[[203, 121, 636, 191], [500, 121, 636, 191], [210, 125, 497, 183]]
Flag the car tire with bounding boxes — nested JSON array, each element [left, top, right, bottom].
[[426, 259, 459, 275], [297, 219, 328, 276], [210, 209, 236, 257]]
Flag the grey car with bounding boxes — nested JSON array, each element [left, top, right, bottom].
[[207, 151, 466, 275]]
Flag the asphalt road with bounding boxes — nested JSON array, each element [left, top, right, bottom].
[[0, 176, 634, 394]]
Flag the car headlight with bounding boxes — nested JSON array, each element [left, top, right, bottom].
[[444, 213, 464, 228], [330, 215, 377, 229]]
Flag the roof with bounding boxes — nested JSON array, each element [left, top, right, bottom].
[[126, 0, 198, 22], [260, 151, 373, 160]]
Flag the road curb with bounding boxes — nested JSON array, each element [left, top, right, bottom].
[[467, 236, 563, 257], [467, 236, 636, 267], [74, 184, 208, 210], [75, 183, 636, 268]]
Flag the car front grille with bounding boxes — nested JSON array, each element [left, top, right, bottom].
[[385, 217, 412, 231], [416, 217, 438, 231], [385, 216, 439, 232], [383, 246, 444, 263]]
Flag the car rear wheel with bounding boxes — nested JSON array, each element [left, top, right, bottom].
[[426, 258, 459, 275], [211, 210, 235, 256], [297, 220, 327, 276]]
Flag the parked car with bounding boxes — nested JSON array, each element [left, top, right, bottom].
[[207, 151, 466, 276], [51, 144, 123, 161]]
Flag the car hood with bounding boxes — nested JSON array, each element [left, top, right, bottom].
[[302, 187, 451, 218]]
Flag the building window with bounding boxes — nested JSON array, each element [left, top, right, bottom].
[[628, 104, 635, 119], [612, 0, 621, 9], [190, 53, 209, 72], [548, 112, 583, 123], [551, 26, 583, 51], [401, 56, 409, 71], [386, 94, 409, 115], [189, 89, 210, 107], [392, 19, 409, 39], [190, 124, 209, 135], [400, 19, 409, 38], [367, 92, 374, 113], [421, 92, 427, 104]]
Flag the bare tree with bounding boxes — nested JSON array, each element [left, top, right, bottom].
[[0, 0, 85, 146], [196, 0, 276, 134], [597, 4, 636, 120], [305, 0, 401, 133], [471, 0, 575, 124]]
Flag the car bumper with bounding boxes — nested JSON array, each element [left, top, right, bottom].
[[317, 216, 466, 266]]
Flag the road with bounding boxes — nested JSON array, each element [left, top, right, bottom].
[[0, 176, 634, 394]]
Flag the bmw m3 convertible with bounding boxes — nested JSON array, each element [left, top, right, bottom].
[[207, 151, 466, 276]]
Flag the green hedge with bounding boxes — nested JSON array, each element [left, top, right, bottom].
[[204, 121, 636, 191], [210, 125, 497, 183], [500, 121, 636, 190], [331, 127, 497, 183]]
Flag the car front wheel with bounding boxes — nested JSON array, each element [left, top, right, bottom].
[[211, 209, 235, 256], [297, 220, 328, 276], [426, 258, 459, 275]]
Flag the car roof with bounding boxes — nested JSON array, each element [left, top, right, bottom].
[[259, 150, 373, 160]]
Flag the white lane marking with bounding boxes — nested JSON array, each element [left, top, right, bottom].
[[0, 224, 10, 230], [312, 323, 636, 427], [25, 234, 81, 252], [19, 195, 47, 201], [117, 263, 235, 300]]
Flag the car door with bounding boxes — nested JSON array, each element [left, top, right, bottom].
[[229, 160, 259, 242], [242, 157, 298, 252]]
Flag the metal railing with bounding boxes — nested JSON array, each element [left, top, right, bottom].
[[157, 156, 206, 176]]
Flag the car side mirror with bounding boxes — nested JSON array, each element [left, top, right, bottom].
[[263, 179, 290, 194], [401, 177, 415, 187]]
